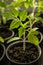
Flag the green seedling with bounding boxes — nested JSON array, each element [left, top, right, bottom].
[[0, 36, 4, 43], [0, 0, 8, 25], [6, 0, 43, 51]]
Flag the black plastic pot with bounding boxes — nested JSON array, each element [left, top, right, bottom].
[[3, 19, 13, 28], [32, 22, 43, 34], [0, 43, 5, 62], [6, 41, 41, 65], [2, 19, 18, 37], [38, 32, 43, 43], [0, 26, 14, 41]]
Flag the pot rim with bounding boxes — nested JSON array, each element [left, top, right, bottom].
[[0, 26, 14, 40], [38, 32, 43, 43], [5, 30, 14, 40], [0, 43, 5, 61], [6, 40, 41, 65]]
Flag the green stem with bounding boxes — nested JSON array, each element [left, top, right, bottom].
[[1, 0, 6, 24], [30, 22, 32, 29], [0, 20, 1, 25], [30, 0, 37, 29], [32, 0, 35, 16], [23, 30, 26, 51]]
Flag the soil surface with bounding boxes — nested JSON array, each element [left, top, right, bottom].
[[0, 27, 12, 39], [37, 33, 41, 41], [7, 42, 39, 64], [0, 44, 4, 58], [32, 22, 43, 34], [33, 22, 42, 28], [4, 19, 12, 28]]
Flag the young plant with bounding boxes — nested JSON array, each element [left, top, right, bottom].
[[0, 0, 7, 25], [0, 36, 4, 43], [7, 0, 43, 51]]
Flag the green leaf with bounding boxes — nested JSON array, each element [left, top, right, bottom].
[[11, 8, 19, 17], [11, 2, 21, 7], [39, 1, 43, 6], [35, 17, 43, 22], [10, 20, 20, 30], [28, 28, 39, 46], [24, 0, 33, 8], [7, 37, 20, 43], [4, 11, 14, 20], [19, 10, 27, 21], [28, 34, 39, 46], [38, 1, 43, 12], [0, 37, 4, 43], [35, 13, 40, 17], [24, 21, 30, 28], [0, 2, 6, 7], [30, 28, 38, 33], [4, 8, 19, 20], [17, 0, 26, 3], [18, 27, 24, 38], [24, 2, 29, 9], [31, 31, 39, 35]]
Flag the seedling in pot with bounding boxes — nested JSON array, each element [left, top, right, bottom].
[[0, 0, 12, 25], [0, 0, 7, 25], [7, 0, 42, 51], [6, 0, 43, 64], [4, 0, 43, 30], [0, 0, 14, 41]]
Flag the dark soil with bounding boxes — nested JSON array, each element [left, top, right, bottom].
[[1, 19, 13, 28], [0, 27, 12, 39], [4, 19, 12, 28], [37, 33, 41, 41], [7, 43, 39, 64], [0, 44, 4, 58], [32, 22, 43, 34], [33, 22, 42, 28]]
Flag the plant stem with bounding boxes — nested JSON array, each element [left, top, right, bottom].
[[30, 0, 37, 29], [32, 0, 35, 17], [1, 0, 6, 24], [23, 30, 26, 51], [0, 20, 1, 25], [30, 22, 32, 29]]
